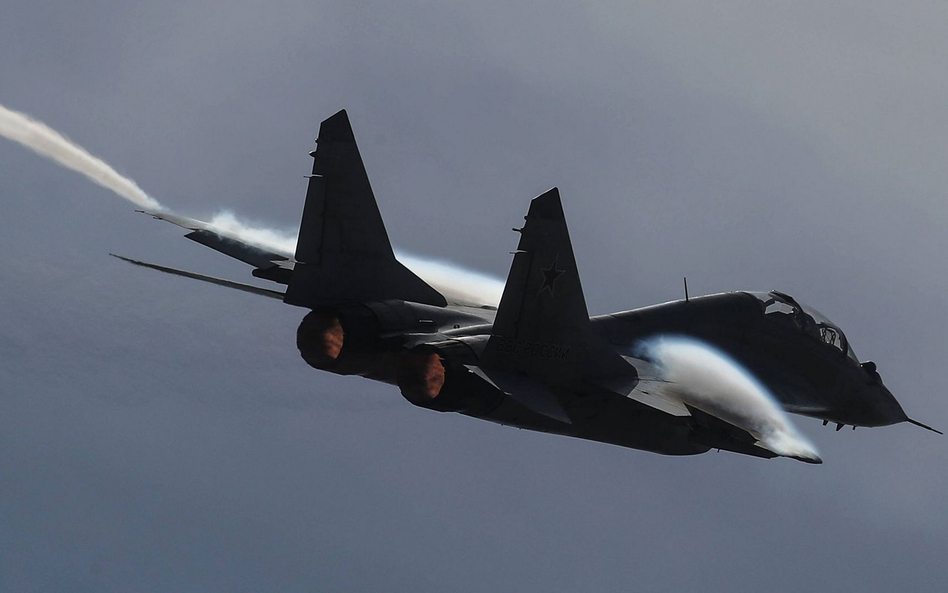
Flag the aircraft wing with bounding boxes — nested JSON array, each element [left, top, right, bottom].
[[110, 254, 286, 299], [607, 354, 819, 463], [604, 355, 692, 417], [139, 210, 295, 283]]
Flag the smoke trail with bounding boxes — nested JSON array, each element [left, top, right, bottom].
[[0, 103, 163, 211], [641, 336, 821, 463], [1, 102, 504, 307]]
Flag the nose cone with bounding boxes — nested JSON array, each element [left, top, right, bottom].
[[868, 383, 908, 426], [859, 362, 943, 434], [858, 362, 908, 427]]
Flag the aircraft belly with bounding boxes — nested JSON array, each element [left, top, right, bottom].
[[467, 393, 708, 456]]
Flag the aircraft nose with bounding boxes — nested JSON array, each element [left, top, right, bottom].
[[872, 385, 908, 426], [859, 361, 908, 426]]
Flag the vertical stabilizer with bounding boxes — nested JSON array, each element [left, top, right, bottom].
[[481, 188, 593, 377], [284, 110, 446, 308]]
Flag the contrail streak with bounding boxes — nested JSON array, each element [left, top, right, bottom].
[[0, 103, 163, 211], [1, 102, 504, 307]]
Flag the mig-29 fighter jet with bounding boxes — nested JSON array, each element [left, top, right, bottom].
[[115, 110, 940, 464]]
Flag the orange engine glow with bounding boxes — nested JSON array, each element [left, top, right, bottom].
[[297, 313, 344, 366], [399, 350, 446, 401]]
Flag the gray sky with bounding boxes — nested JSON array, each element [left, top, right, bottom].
[[1, 2, 946, 591]]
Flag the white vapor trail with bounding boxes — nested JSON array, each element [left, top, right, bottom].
[[396, 254, 505, 307], [642, 336, 822, 463], [208, 210, 299, 254], [207, 211, 504, 306], [0, 103, 163, 211], [1, 102, 504, 307]]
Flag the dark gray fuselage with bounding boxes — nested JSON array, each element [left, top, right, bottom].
[[297, 290, 906, 458]]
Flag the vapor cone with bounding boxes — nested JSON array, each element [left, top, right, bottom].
[[643, 336, 821, 463]]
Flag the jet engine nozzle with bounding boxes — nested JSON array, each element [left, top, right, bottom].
[[297, 312, 345, 367], [396, 340, 501, 414], [398, 349, 448, 405], [296, 305, 382, 374]]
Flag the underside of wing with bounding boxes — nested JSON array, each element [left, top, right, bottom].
[[141, 210, 295, 283], [110, 254, 286, 299], [604, 354, 822, 463]]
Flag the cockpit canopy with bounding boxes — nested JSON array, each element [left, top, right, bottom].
[[746, 291, 858, 362]]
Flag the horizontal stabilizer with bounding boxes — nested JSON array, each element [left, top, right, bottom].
[[111, 254, 286, 300], [466, 365, 571, 424]]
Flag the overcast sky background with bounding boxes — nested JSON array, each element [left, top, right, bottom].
[[2, 2, 947, 591]]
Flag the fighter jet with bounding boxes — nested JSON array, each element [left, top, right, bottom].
[[115, 109, 940, 463]]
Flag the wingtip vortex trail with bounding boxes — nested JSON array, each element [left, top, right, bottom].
[[0, 102, 164, 211]]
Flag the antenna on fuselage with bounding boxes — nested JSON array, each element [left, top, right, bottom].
[[683, 277, 690, 302]]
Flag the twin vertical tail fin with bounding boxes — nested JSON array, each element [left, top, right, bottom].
[[283, 110, 446, 308], [481, 189, 594, 378]]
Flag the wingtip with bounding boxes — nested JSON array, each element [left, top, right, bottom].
[[110, 253, 143, 266], [135, 208, 164, 219], [776, 449, 823, 464]]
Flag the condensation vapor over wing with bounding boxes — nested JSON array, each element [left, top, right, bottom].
[[0, 102, 504, 308]]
